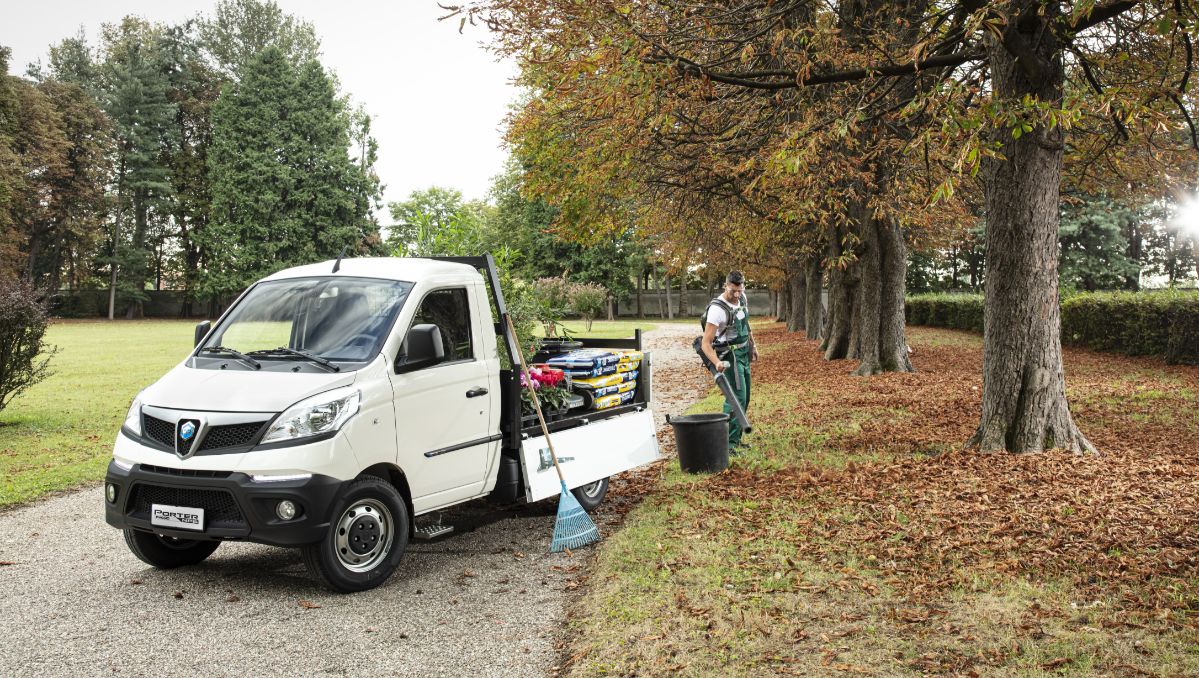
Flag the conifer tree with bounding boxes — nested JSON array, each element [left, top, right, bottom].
[[203, 48, 381, 299], [99, 19, 176, 318]]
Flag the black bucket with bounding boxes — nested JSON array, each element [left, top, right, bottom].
[[668, 413, 730, 474]]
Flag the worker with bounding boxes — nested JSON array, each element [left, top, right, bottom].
[[699, 270, 757, 451]]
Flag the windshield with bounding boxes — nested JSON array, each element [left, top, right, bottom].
[[200, 276, 413, 365]]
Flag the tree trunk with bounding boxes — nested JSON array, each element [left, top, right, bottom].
[[607, 296, 615, 321], [846, 276, 862, 360], [776, 284, 788, 323], [124, 194, 148, 320], [852, 216, 913, 375], [1123, 217, 1142, 290], [636, 268, 644, 318], [107, 162, 126, 321], [804, 256, 824, 341], [967, 2, 1092, 453], [822, 228, 856, 359], [652, 266, 665, 318], [664, 273, 674, 319], [678, 273, 688, 315], [787, 270, 805, 332]]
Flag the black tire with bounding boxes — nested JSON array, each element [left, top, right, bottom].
[[302, 476, 409, 593], [571, 477, 609, 512], [123, 529, 220, 569]]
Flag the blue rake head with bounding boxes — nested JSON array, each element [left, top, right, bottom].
[[550, 480, 600, 552]]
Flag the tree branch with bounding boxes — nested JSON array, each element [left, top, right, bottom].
[[1068, 0, 1142, 31], [647, 0, 1143, 92], [1169, 93, 1199, 150], [657, 50, 985, 91]]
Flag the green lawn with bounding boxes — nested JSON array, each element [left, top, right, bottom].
[[539, 318, 663, 339], [0, 320, 197, 507]]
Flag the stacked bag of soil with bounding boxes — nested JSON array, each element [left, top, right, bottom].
[[548, 349, 643, 410]]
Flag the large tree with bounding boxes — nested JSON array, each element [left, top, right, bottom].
[[197, 0, 321, 80], [462, 0, 1199, 452], [386, 186, 488, 256], [463, 1, 972, 370], [0, 49, 110, 292], [99, 18, 177, 319], [1059, 194, 1142, 291], [201, 47, 381, 299], [157, 22, 222, 306], [24, 80, 111, 294]]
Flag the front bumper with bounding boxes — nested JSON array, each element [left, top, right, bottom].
[[104, 461, 345, 547]]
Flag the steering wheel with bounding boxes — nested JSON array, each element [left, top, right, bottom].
[[344, 333, 376, 348]]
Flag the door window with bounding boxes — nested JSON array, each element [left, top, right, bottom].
[[410, 288, 474, 362]]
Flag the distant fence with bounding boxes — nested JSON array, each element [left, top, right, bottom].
[[50, 287, 785, 321], [50, 289, 232, 319], [615, 290, 774, 317]]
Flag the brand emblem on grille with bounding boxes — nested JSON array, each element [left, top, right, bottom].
[[175, 418, 204, 459]]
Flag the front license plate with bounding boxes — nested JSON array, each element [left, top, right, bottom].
[[150, 504, 205, 531]]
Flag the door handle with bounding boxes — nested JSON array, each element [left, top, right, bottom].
[[466, 387, 488, 398]]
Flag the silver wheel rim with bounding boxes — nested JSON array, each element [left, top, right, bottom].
[[334, 498, 394, 573], [579, 480, 604, 499]]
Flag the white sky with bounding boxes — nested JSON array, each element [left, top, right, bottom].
[[3, 1, 518, 216]]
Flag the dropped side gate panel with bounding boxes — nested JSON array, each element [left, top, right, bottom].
[[519, 408, 660, 503]]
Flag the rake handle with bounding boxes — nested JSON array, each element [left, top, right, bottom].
[[505, 315, 567, 485]]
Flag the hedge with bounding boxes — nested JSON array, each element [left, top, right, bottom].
[[904, 293, 986, 333], [905, 290, 1199, 365]]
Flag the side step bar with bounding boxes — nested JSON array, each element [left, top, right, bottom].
[[413, 514, 454, 541]]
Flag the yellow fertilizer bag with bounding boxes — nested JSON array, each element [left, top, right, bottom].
[[573, 370, 638, 390], [593, 390, 636, 410]]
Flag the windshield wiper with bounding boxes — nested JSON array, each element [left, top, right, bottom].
[[199, 345, 261, 370], [247, 347, 340, 372]]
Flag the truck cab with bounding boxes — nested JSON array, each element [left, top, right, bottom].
[[104, 255, 659, 592]]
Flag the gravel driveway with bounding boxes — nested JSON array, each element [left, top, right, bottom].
[[0, 323, 703, 677]]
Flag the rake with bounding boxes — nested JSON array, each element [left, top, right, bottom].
[[506, 316, 600, 552]]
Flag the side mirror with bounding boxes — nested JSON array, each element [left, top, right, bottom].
[[395, 324, 445, 374], [194, 320, 212, 347]]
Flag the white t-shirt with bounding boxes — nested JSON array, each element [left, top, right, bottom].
[[705, 297, 747, 343]]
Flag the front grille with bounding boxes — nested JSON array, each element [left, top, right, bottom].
[[143, 415, 175, 448], [140, 415, 267, 454], [141, 465, 233, 479], [130, 484, 246, 529], [197, 422, 266, 451]]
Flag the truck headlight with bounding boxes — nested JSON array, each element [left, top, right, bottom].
[[262, 387, 360, 444], [123, 392, 145, 436]]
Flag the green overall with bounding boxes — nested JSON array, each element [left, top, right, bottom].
[[713, 299, 752, 446]]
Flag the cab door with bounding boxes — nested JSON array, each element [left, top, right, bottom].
[[390, 286, 496, 510]]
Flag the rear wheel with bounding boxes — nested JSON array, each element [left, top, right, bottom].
[[570, 477, 609, 512], [123, 529, 220, 569], [302, 476, 409, 593]]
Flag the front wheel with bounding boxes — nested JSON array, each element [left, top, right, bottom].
[[302, 476, 409, 593], [123, 529, 220, 569], [571, 477, 609, 512]]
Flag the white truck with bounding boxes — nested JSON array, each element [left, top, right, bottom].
[[104, 255, 660, 592]]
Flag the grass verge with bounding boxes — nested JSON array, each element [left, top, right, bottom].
[[564, 324, 1199, 676], [0, 320, 196, 507]]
